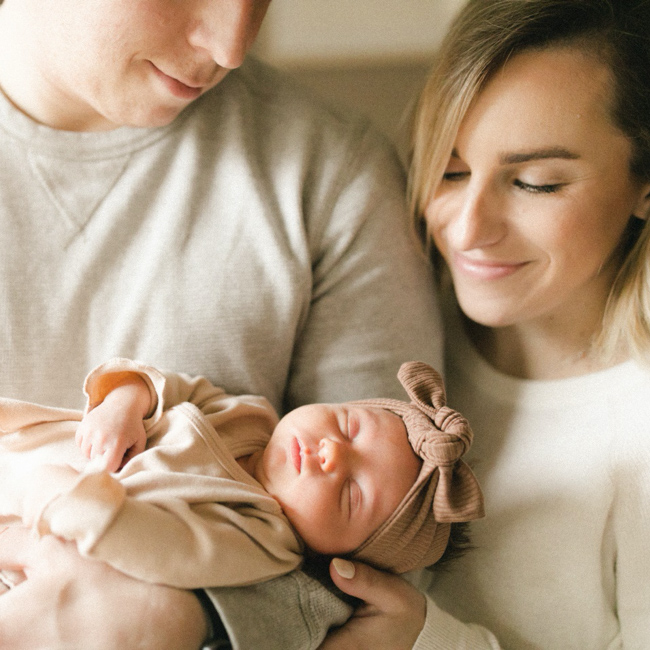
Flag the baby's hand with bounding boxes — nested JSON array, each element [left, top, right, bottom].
[[75, 376, 150, 473]]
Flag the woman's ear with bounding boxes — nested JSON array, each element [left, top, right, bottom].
[[632, 183, 650, 220]]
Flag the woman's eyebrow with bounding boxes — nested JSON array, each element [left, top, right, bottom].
[[499, 147, 580, 165]]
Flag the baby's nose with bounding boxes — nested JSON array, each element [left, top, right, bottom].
[[318, 438, 342, 473]]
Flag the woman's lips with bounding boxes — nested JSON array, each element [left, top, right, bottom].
[[150, 63, 204, 101], [453, 252, 529, 280], [290, 437, 302, 473]]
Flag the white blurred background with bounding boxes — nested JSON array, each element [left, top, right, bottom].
[[253, 1, 465, 152]]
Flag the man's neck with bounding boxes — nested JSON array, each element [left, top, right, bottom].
[[0, 3, 108, 132]]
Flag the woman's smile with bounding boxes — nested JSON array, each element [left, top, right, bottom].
[[452, 252, 530, 281]]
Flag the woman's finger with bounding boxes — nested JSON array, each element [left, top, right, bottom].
[[319, 559, 427, 650], [329, 559, 422, 613]]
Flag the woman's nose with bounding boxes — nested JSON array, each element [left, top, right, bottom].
[[318, 438, 344, 473], [447, 182, 506, 250]]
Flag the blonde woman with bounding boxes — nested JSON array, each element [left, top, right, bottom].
[[324, 1, 650, 648]]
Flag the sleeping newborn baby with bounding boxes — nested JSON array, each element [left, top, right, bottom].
[[0, 359, 484, 588]]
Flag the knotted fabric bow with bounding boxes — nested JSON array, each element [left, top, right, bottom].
[[348, 361, 484, 574]]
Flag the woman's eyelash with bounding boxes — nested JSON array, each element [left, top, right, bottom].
[[442, 171, 469, 181], [441, 172, 563, 195], [513, 179, 563, 194]]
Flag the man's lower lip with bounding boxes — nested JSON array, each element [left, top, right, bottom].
[[150, 64, 203, 100], [453, 254, 527, 280]]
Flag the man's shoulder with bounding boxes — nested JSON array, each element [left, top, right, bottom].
[[233, 57, 366, 129], [197, 56, 396, 160]]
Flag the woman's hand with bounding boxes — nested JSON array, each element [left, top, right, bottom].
[[0, 526, 207, 650], [76, 374, 150, 472], [319, 559, 427, 650]]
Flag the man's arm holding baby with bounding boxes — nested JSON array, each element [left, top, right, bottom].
[[0, 527, 207, 650]]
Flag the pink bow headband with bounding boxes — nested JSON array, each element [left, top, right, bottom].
[[348, 361, 485, 573]]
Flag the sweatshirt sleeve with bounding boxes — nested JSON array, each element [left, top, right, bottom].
[[414, 596, 502, 649], [282, 122, 443, 409]]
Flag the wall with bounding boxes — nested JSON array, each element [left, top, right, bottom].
[[254, 0, 463, 66], [252, 1, 465, 154]]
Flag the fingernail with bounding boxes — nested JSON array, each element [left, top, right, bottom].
[[332, 558, 355, 579]]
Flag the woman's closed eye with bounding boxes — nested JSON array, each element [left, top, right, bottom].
[[513, 178, 564, 194], [442, 170, 470, 182]]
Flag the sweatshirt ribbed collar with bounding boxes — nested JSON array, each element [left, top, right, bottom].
[[0, 85, 188, 160]]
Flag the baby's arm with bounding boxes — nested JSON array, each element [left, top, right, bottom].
[[77, 357, 277, 474], [75, 373, 151, 473]]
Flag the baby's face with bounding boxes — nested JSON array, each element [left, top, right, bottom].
[[255, 404, 421, 555]]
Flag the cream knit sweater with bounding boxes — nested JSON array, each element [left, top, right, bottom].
[[414, 307, 650, 649]]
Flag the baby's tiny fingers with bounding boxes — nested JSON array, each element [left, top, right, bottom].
[[97, 444, 125, 474], [78, 433, 95, 460]]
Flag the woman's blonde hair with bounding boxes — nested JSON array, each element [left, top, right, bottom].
[[409, 0, 650, 361]]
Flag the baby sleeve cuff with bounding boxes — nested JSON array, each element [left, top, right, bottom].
[[83, 357, 167, 424], [35, 470, 126, 554]]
